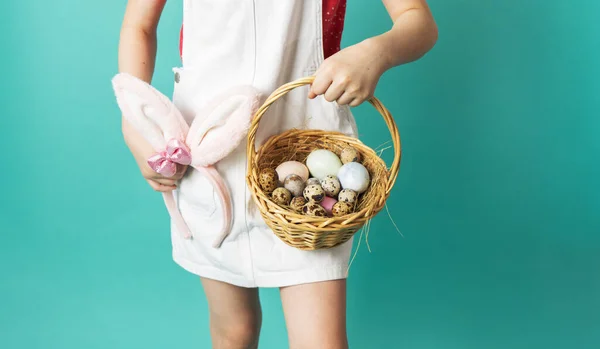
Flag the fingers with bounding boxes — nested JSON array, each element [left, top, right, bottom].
[[323, 79, 346, 103], [336, 91, 355, 106], [312, 81, 370, 106], [349, 96, 367, 107], [309, 67, 371, 106], [309, 68, 333, 99], [142, 165, 188, 192], [147, 179, 176, 192], [153, 177, 178, 187]]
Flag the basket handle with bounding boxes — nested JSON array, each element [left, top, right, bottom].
[[246, 76, 401, 194]]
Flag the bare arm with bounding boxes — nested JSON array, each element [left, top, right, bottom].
[[310, 0, 438, 106], [376, 0, 438, 70], [118, 0, 166, 82], [118, 0, 185, 192]]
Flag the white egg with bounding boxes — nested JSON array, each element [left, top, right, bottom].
[[337, 162, 370, 194], [306, 149, 343, 180]]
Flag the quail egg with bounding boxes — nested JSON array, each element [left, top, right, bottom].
[[302, 202, 328, 217], [289, 197, 307, 213], [259, 168, 278, 193], [338, 189, 358, 204], [272, 187, 292, 206], [303, 184, 325, 203], [332, 201, 354, 217], [284, 174, 306, 197], [340, 146, 361, 164], [320, 175, 341, 197]]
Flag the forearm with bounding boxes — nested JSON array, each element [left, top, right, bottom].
[[118, 27, 158, 140], [117, 0, 165, 137], [369, 3, 438, 72], [118, 27, 157, 84], [117, 0, 164, 83], [117, 28, 159, 167]]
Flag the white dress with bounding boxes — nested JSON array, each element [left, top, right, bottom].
[[170, 0, 358, 288]]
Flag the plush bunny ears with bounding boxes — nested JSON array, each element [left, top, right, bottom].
[[187, 85, 261, 167], [112, 73, 261, 166], [111, 72, 262, 247], [112, 73, 189, 152]]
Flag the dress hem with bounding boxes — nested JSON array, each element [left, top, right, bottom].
[[173, 254, 349, 288]]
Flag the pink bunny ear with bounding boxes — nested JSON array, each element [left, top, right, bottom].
[[187, 86, 261, 167], [182, 85, 261, 247], [111, 73, 193, 240], [194, 166, 233, 248], [112, 73, 190, 150]]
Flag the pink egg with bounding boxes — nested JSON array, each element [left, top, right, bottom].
[[320, 196, 338, 216], [276, 161, 309, 182]]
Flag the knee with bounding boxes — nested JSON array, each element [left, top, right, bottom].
[[212, 318, 261, 349]]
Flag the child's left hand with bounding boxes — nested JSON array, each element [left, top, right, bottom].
[[309, 38, 388, 107]]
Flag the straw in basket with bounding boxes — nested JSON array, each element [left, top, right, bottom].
[[246, 76, 402, 251]]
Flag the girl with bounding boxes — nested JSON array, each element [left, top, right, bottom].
[[118, 1, 437, 348]]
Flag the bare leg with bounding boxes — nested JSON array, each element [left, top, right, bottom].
[[201, 278, 262, 349], [280, 280, 348, 349]]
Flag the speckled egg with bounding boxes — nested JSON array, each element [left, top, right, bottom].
[[272, 187, 292, 206], [303, 184, 325, 203], [338, 189, 358, 204], [284, 174, 306, 197], [337, 162, 371, 194], [306, 149, 343, 180], [332, 201, 354, 217], [289, 197, 307, 213], [276, 161, 309, 182], [302, 202, 328, 217], [340, 146, 361, 164], [320, 196, 338, 216], [320, 175, 341, 197], [259, 168, 278, 193], [306, 178, 321, 187]]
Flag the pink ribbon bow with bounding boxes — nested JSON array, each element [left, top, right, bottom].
[[147, 139, 192, 177]]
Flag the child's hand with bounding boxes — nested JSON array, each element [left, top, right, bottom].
[[309, 1, 438, 106], [309, 38, 389, 107], [123, 120, 187, 192]]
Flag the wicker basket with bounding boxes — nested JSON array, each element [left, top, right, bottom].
[[246, 76, 401, 251]]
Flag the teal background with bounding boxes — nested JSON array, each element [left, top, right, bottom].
[[1, 1, 599, 348]]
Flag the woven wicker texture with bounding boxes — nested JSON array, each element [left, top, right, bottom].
[[246, 76, 401, 250]]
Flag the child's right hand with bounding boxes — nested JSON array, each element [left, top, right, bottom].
[[122, 119, 187, 192]]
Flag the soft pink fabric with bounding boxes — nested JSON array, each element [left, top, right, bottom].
[[147, 139, 192, 177], [186, 86, 260, 167], [111, 73, 260, 247]]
